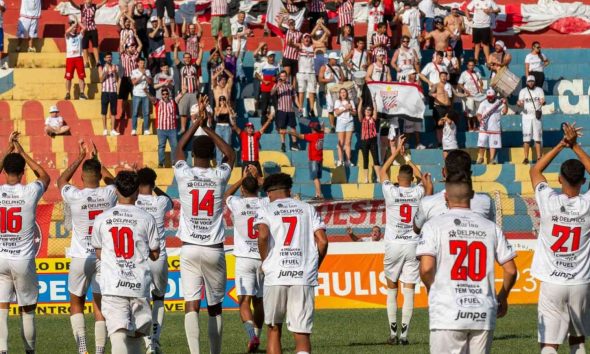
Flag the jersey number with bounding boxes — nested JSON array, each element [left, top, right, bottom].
[[0, 207, 22, 233], [282, 217, 297, 246], [109, 227, 134, 259], [551, 225, 581, 252], [247, 217, 259, 240], [88, 210, 104, 235], [190, 190, 215, 216], [400, 204, 412, 223], [450, 240, 487, 281]]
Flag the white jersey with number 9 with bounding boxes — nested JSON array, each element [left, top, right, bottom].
[[382, 181, 425, 243]]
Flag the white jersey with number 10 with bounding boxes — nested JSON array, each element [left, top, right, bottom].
[[174, 161, 232, 245], [226, 196, 269, 259], [532, 182, 590, 285], [382, 181, 425, 243]]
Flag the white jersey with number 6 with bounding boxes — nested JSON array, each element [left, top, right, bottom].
[[382, 181, 425, 243], [136, 194, 173, 258], [174, 160, 232, 245], [254, 198, 326, 287], [532, 182, 590, 285], [91, 204, 160, 298], [0, 181, 45, 260], [62, 184, 117, 259], [226, 196, 269, 259], [416, 209, 516, 331]]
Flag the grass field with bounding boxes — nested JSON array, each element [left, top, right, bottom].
[[3, 305, 585, 353]]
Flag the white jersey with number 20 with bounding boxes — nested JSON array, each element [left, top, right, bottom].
[[382, 181, 425, 243]]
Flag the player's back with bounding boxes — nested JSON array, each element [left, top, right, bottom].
[[532, 182, 590, 284], [136, 194, 173, 257], [382, 181, 424, 243], [0, 181, 45, 259], [254, 197, 325, 287], [91, 204, 159, 298], [174, 161, 232, 245], [227, 196, 269, 259], [417, 209, 515, 331], [61, 184, 117, 258]]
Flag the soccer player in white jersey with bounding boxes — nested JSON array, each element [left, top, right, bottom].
[[0, 132, 50, 354], [529, 123, 590, 354], [136, 167, 173, 354], [413, 149, 496, 235], [174, 96, 236, 354], [417, 176, 517, 354], [57, 140, 117, 354], [254, 173, 328, 354], [91, 171, 160, 353], [379, 135, 433, 345], [225, 165, 267, 352]]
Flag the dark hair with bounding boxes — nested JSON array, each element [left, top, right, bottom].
[[103, 52, 112, 57], [82, 159, 102, 176], [137, 167, 157, 187], [399, 164, 413, 179], [3, 153, 25, 175], [242, 176, 259, 194], [401, 35, 410, 41], [446, 110, 460, 123], [435, 51, 444, 58], [560, 159, 585, 186], [115, 171, 139, 197], [466, 58, 476, 65], [161, 88, 170, 94], [138, 57, 146, 63], [445, 170, 472, 184], [378, 22, 387, 29], [263, 173, 293, 193], [445, 150, 473, 180], [192, 135, 216, 159]]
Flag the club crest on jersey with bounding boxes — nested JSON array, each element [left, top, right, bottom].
[[454, 219, 461, 226], [137, 200, 143, 205], [106, 219, 113, 225], [552, 216, 559, 222], [81, 205, 88, 210], [1, 193, 6, 197], [449, 230, 457, 238], [113, 210, 119, 216]]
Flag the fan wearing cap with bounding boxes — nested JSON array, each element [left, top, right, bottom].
[[44, 106, 70, 137], [147, 15, 166, 74], [319, 53, 346, 131], [288, 122, 325, 199], [458, 58, 485, 131], [430, 68, 454, 146], [423, 16, 451, 53], [476, 88, 508, 164], [444, 4, 465, 59], [443, 46, 461, 85], [369, 22, 390, 63], [366, 48, 392, 82], [256, 51, 280, 130], [488, 40, 512, 78], [517, 75, 545, 164], [466, 0, 500, 63], [230, 118, 275, 176], [64, 19, 88, 100]]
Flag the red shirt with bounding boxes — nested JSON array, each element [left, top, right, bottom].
[[303, 132, 324, 161], [383, 0, 395, 16], [240, 131, 262, 162]]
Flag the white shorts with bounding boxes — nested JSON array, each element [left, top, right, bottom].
[[148, 255, 168, 298], [430, 329, 493, 354], [180, 244, 226, 305], [101, 295, 152, 337], [538, 282, 590, 344], [404, 120, 422, 134], [408, 38, 422, 60], [17, 17, 39, 39], [264, 285, 314, 334], [383, 242, 420, 284], [387, 123, 400, 141], [0, 258, 38, 306], [462, 97, 482, 117], [235, 257, 264, 297], [296, 73, 317, 95], [335, 118, 354, 133], [325, 83, 336, 113], [522, 116, 543, 143], [477, 132, 502, 149], [68, 257, 101, 297]]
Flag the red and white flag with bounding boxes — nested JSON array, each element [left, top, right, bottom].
[[367, 81, 425, 122], [265, 0, 306, 37]]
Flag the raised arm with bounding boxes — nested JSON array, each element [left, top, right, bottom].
[[202, 120, 236, 167], [89, 141, 115, 185], [14, 139, 50, 189], [569, 124, 590, 174], [259, 115, 275, 134], [68, 0, 81, 10], [57, 140, 87, 190], [379, 135, 406, 182], [0, 132, 17, 173]]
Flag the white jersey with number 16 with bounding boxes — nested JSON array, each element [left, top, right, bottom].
[[382, 181, 425, 243], [254, 198, 326, 287]]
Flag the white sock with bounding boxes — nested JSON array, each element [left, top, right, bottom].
[[571, 343, 586, 354], [20, 310, 35, 351], [541, 347, 558, 354], [254, 326, 261, 338], [244, 320, 256, 340], [152, 300, 165, 342], [95, 320, 107, 354], [296, 352, 310, 354], [401, 287, 415, 339], [0, 309, 8, 351], [184, 312, 200, 354], [208, 314, 223, 354], [110, 331, 128, 354], [127, 336, 144, 354], [386, 288, 398, 336], [70, 313, 87, 353]]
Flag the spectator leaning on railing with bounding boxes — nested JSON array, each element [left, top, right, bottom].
[[347, 226, 383, 242]]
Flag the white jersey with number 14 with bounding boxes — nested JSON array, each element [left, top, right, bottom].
[[382, 181, 425, 243]]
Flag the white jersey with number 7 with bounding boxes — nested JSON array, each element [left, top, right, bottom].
[[532, 182, 590, 285], [254, 197, 326, 287], [382, 181, 425, 243]]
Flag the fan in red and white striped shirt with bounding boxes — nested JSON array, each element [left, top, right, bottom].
[[283, 27, 303, 61], [338, 0, 355, 27], [274, 81, 297, 113], [308, 0, 325, 13], [211, 0, 228, 16], [370, 24, 391, 62], [155, 97, 178, 130], [121, 49, 139, 77]]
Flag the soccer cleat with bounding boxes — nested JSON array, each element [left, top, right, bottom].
[[131, 130, 137, 136], [386, 335, 399, 345], [400, 338, 410, 345], [247, 335, 260, 353], [79, 93, 88, 100]]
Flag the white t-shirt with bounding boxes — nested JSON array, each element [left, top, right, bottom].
[[253, 56, 267, 79], [382, 181, 425, 243], [174, 160, 232, 245], [334, 99, 355, 124], [531, 182, 590, 285], [91, 204, 159, 298], [418, 0, 435, 18], [66, 33, 83, 59], [525, 53, 547, 73], [298, 45, 315, 74], [467, 0, 499, 28], [367, 3, 384, 34], [231, 20, 248, 54], [253, 197, 326, 286], [518, 87, 545, 117], [130, 69, 151, 97], [443, 120, 458, 150], [20, 0, 41, 18], [417, 209, 516, 330], [61, 184, 117, 259], [351, 49, 368, 71], [401, 8, 421, 38], [458, 70, 483, 95], [414, 190, 496, 230], [0, 181, 45, 260], [396, 48, 418, 73], [136, 194, 173, 258], [477, 99, 505, 132], [45, 116, 64, 129], [421, 62, 447, 85], [226, 196, 269, 259]]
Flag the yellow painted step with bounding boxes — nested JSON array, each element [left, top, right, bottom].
[[13, 68, 102, 84], [8, 53, 67, 68], [7, 38, 62, 53], [0, 84, 102, 100]]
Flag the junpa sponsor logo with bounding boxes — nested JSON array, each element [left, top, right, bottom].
[[280, 257, 301, 268], [456, 295, 484, 308], [116, 280, 142, 290], [455, 310, 487, 322], [278, 270, 303, 279]]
